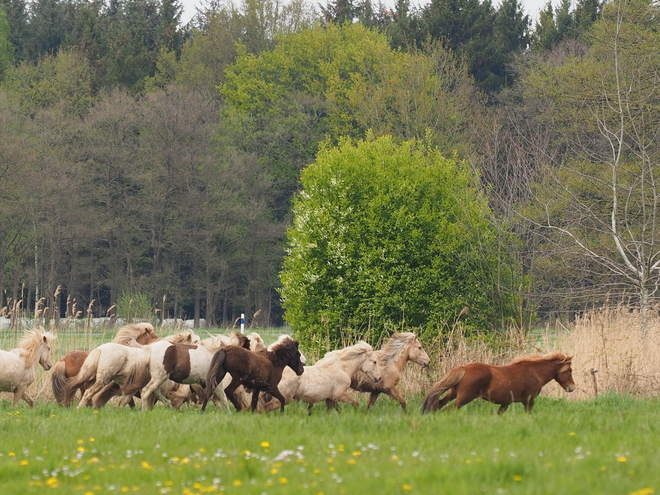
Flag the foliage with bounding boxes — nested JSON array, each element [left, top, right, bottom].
[[0, 7, 13, 80], [280, 135, 522, 351]]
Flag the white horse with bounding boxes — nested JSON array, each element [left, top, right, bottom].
[[258, 341, 381, 412], [120, 331, 259, 411], [0, 328, 56, 407], [69, 329, 201, 408]]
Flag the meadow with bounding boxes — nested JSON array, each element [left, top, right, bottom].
[[2, 307, 660, 494], [0, 394, 658, 495]]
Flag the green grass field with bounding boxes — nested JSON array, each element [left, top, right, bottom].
[[1, 394, 658, 495]]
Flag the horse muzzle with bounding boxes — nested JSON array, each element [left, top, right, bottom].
[[563, 383, 576, 393]]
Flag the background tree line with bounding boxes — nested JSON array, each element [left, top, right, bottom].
[[2, 0, 658, 339]]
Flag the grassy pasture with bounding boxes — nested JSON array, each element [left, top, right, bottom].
[[0, 394, 658, 495]]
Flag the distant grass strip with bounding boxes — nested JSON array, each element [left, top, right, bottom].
[[0, 394, 658, 494]]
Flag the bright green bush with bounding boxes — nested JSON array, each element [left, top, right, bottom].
[[280, 135, 522, 351]]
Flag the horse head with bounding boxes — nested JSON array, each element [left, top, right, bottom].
[[408, 335, 430, 368], [270, 335, 305, 376], [553, 354, 576, 393], [360, 348, 382, 383], [38, 331, 56, 371]]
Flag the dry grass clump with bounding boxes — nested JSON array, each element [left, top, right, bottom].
[[549, 306, 660, 400]]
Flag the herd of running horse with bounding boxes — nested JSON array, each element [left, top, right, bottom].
[[0, 324, 576, 414]]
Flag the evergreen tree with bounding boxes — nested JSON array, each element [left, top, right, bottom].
[[0, 7, 14, 79], [0, 0, 28, 61], [320, 0, 354, 25]]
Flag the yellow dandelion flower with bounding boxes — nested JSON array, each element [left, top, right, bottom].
[[338, 445, 345, 452], [199, 447, 206, 452], [121, 487, 130, 493], [141, 461, 153, 470], [279, 477, 289, 484], [630, 489, 654, 495], [88, 457, 100, 464], [402, 484, 413, 491], [46, 477, 59, 487], [313, 468, 321, 474], [20, 460, 28, 466], [569, 432, 576, 436], [78, 446, 86, 452], [181, 457, 190, 464], [270, 468, 278, 474], [347, 459, 357, 465], [261, 441, 270, 448], [85, 492, 95, 495], [8, 452, 15, 457], [77, 439, 84, 444], [513, 475, 523, 482], [232, 480, 243, 487], [71, 458, 79, 463], [618, 456, 628, 463], [352, 451, 361, 457]]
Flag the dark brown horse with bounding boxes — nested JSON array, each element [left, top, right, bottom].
[[51, 323, 158, 406], [422, 352, 575, 414], [200, 335, 305, 413]]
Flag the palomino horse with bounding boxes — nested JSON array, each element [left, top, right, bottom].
[[350, 332, 430, 412], [201, 335, 305, 413], [258, 341, 381, 413], [0, 328, 56, 407], [118, 331, 252, 411], [422, 352, 576, 414], [68, 329, 200, 408], [51, 322, 158, 406]]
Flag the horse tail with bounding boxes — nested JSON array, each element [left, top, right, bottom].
[[201, 348, 227, 412], [51, 360, 69, 406], [66, 347, 102, 395], [422, 367, 466, 413], [121, 347, 152, 396]]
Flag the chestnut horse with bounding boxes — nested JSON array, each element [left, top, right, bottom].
[[201, 335, 305, 413], [422, 352, 575, 414], [51, 322, 158, 406], [0, 328, 56, 407], [349, 332, 430, 412]]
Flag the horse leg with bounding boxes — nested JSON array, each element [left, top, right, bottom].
[[250, 390, 261, 412], [523, 396, 535, 413], [497, 403, 511, 414], [434, 388, 458, 411], [224, 379, 244, 412], [386, 387, 408, 412], [14, 386, 33, 408], [78, 379, 109, 408], [367, 391, 381, 410], [139, 376, 169, 411]]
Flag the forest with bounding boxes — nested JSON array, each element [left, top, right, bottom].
[[1, 0, 659, 336]]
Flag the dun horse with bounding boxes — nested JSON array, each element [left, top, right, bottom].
[[51, 322, 158, 406], [0, 328, 56, 407], [422, 352, 576, 414], [349, 332, 430, 412], [258, 341, 381, 413], [201, 335, 305, 413]]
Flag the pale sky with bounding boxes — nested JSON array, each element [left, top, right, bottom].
[[179, 0, 551, 27]]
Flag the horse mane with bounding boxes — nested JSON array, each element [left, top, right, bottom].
[[16, 328, 56, 366], [510, 352, 572, 366], [265, 335, 300, 367], [112, 323, 154, 346], [163, 329, 200, 344], [379, 332, 417, 364], [315, 341, 373, 368], [248, 332, 267, 352]]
